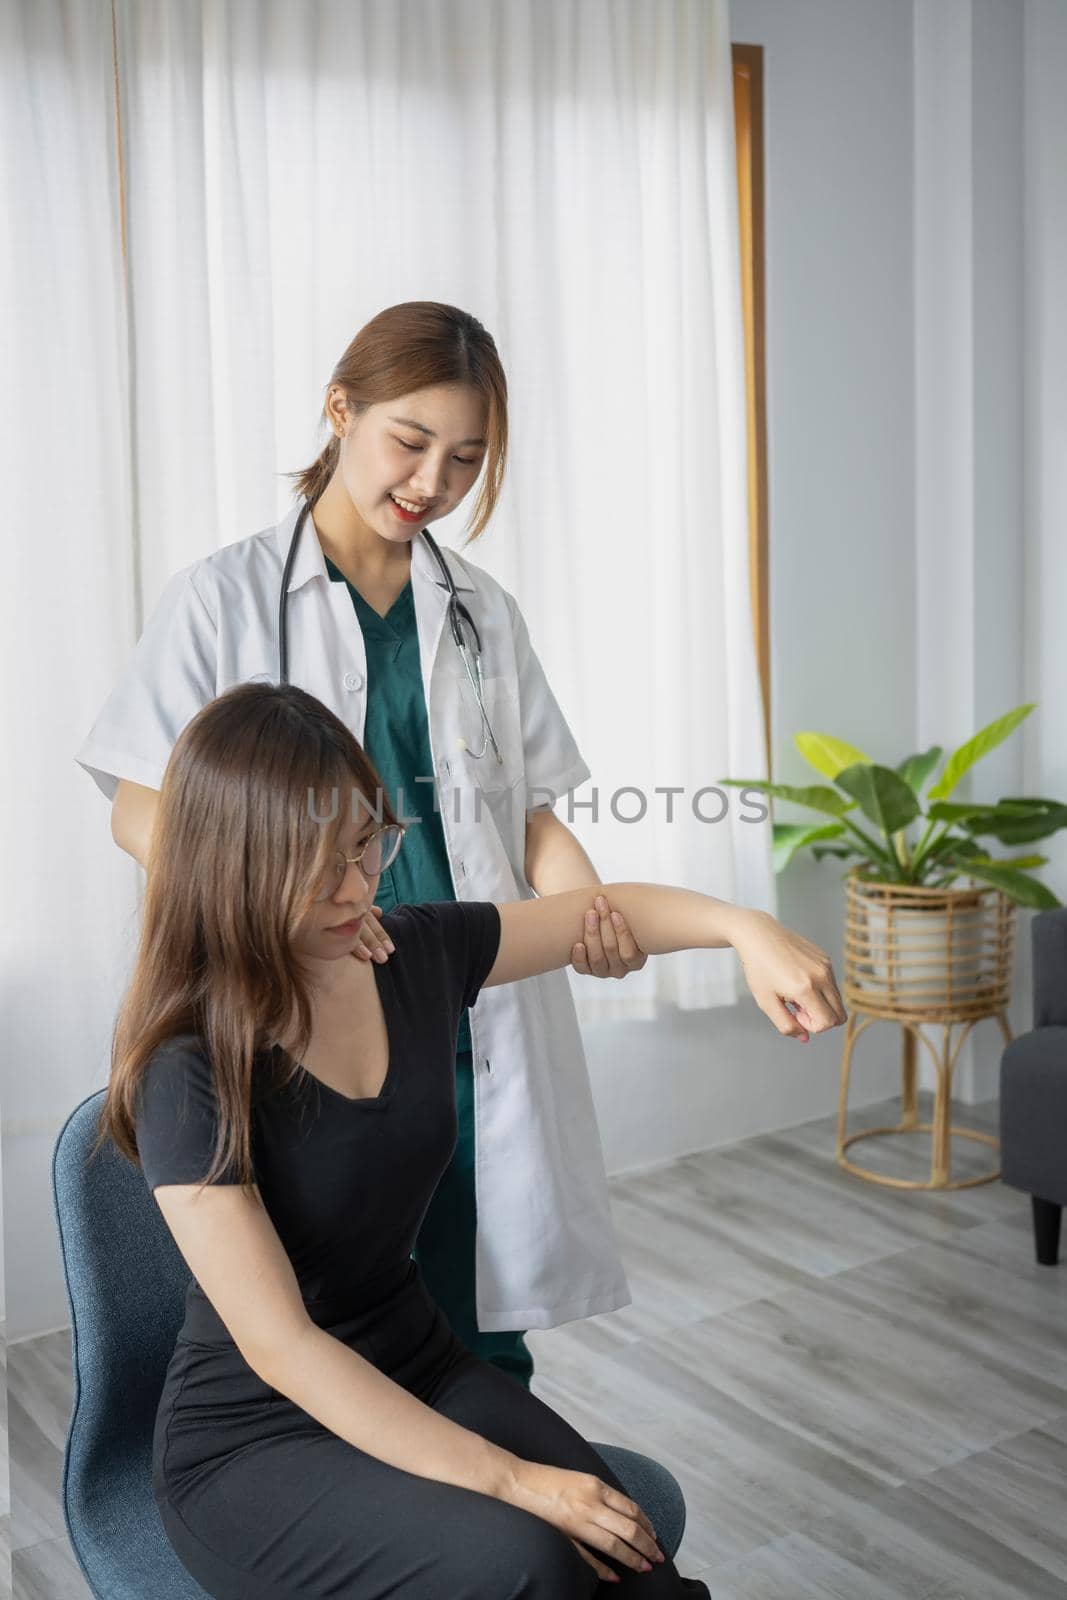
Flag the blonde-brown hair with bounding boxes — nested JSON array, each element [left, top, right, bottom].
[[289, 300, 508, 542], [98, 683, 398, 1189]]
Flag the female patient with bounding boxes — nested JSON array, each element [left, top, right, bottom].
[[100, 682, 845, 1599]]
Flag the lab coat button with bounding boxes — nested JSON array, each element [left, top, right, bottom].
[[343, 671, 364, 692]]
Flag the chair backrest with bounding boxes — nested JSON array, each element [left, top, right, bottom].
[[52, 1089, 210, 1599], [1033, 907, 1067, 1029]]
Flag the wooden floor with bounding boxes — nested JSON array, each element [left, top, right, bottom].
[[9, 1094, 1067, 1598]]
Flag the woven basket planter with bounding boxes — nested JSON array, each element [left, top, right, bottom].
[[835, 871, 1016, 1189], [843, 871, 1016, 1020]]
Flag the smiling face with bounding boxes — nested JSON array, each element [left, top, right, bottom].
[[323, 382, 489, 546]]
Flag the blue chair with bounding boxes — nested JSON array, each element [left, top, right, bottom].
[[53, 1089, 686, 1599]]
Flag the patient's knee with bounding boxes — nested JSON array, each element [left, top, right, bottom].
[[470, 1505, 595, 1598]]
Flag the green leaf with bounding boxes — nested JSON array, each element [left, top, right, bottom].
[[964, 854, 1049, 870], [949, 861, 1061, 910], [923, 799, 1067, 846], [716, 779, 856, 818], [928, 800, 1067, 844], [927, 802, 999, 825], [968, 799, 1067, 846], [772, 822, 845, 873], [794, 731, 871, 781], [920, 834, 984, 869], [896, 746, 943, 795], [812, 844, 862, 862], [833, 763, 921, 837], [926, 704, 1037, 802]]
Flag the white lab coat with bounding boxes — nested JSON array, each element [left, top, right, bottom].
[[76, 499, 632, 1330]]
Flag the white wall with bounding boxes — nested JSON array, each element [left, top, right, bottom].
[[913, 0, 1030, 1102], [1024, 2, 1067, 901], [0, 1129, 5, 1326]]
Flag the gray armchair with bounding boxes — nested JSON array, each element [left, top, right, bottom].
[[999, 906, 1067, 1265]]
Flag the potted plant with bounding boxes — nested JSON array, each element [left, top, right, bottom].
[[720, 702, 1066, 1008]]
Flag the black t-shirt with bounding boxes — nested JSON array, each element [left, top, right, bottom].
[[135, 900, 501, 1329]]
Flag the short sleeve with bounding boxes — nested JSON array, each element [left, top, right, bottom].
[[74, 563, 219, 802], [383, 900, 501, 1020], [135, 1037, 242, 1191], [446, 900, 502, 1011], [505, 593, 591, 809]]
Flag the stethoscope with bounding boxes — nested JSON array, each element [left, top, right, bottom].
[[277, 498, 503, 764]]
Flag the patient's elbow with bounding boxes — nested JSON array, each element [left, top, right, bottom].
[[241, 1315, 317, 1394]]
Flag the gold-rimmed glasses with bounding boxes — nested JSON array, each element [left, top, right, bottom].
[[313, 824, 406, 902]]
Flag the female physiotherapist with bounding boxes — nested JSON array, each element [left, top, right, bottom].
[[76, 300, 668, 1390]]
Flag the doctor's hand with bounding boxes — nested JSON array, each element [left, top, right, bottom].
[[351, 907, 395, 965], [570, 894, 648, 980], [730, 909, 847, 1042]]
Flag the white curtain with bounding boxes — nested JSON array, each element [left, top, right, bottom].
[[6, 1, 773, 1175], [1, 0, 140, 1339]]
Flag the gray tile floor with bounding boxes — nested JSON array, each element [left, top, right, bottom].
[[10, 1094, 1067, 1598]]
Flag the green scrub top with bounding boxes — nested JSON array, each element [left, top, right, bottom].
[[325, 555, 472, 1054], [325, 555, 534, 1382]]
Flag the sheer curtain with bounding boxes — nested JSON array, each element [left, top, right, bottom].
[[118, 0, 773, 1019], [8, 1, 772, 1174], [2, 0, 139, 1338]]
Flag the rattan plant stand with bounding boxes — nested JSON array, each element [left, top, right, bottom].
[[837, 873, 1016, 1190]]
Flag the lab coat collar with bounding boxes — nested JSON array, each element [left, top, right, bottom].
[[275, 500, 328, 594], [410, 527, 476, 594], [275, 501, 475, 595]]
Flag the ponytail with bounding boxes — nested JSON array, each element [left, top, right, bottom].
[[288, 433, 340, 506]]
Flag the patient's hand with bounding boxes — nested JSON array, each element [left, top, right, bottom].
[[732, 909, 847, 1042], [570, 894, 648, 979]]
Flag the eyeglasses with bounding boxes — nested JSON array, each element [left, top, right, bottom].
[[312, 824, 405, 902]]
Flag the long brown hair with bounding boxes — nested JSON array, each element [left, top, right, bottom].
[[98, 683, 398, 1189], [288, 300, 508, 541]]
